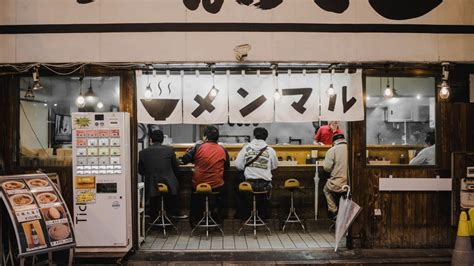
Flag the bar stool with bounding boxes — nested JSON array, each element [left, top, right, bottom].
[[282, 179, 305, 232], [238, 182, 272, 238], [147, 183, 178, 237], [190, 183, 224, 239]]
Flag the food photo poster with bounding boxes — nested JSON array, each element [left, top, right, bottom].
[[0, 174, 75, 255]]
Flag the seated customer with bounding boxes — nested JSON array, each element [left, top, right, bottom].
[[322, 133, 348, 219], [235, 127, 278, 219], [409, 131, 435, 165], [182, 126, 230, 225], [139, 130, 185, 220]]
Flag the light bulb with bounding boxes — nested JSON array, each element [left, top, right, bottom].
[[24, 86, 35, 99], [274, 90, 281, 101], [76, 94, 86, 107], [97, 101, 104, 109], [210, 86, 218, 97], [327, 84, 335, 96], [383, 85, 393, 99], [366, 96, 370, 101], [144, 87, 153, 99], [416, 94, 421, 100], [32, 68, 43, 90], [43, 103, 48, 107], [439, 81, 450, 99]]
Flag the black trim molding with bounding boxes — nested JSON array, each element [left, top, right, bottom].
[[0, 23, 473, 35]]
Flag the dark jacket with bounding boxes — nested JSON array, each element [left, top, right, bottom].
[[139, 143, 179, 197]]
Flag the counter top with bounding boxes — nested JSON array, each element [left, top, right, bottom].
[[178, 164, 319, 172], [172, 144, 330, 149]]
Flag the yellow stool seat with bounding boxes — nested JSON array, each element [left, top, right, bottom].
[[196, 183, 212, 193], [157, 183, 169, 193], [239, 182, 253, 192], [284, 179, 300, 190]]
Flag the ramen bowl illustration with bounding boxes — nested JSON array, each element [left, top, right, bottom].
[[140, 99, 179, 121]]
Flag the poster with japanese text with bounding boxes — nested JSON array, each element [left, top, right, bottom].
[[136, 71, 183, 124], [229, 74, 274, 123], [182, 74, 228, 124], [276, 73, 320, 123], [320, 70, 364, 121]]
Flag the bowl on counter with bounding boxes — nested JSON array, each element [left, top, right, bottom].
[[368, 160, 391, 165], [277, 161, 298, 166]]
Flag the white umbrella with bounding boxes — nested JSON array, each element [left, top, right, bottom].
[[334, 185, 362, 252], [314, 161, 319, 220]]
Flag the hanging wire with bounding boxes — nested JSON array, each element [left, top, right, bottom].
[[20, 102, 47, 154], [42, 64, 86, 76]]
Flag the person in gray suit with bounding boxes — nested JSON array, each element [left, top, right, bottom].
[[139, 130, 186, 220]]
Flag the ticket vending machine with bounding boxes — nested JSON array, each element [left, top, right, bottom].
[[451, 152, 474, 226], [72, 112, 132, 253]]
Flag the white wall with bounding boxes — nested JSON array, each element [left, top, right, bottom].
[[0, 0, 473, 63]]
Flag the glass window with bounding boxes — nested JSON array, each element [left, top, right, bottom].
[[365, 76, 436, 166], [19, 76, 120, 167]]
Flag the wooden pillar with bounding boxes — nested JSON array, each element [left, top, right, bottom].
[[0, 75, 20, 174]]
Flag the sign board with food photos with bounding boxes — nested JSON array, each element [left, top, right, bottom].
[[0, 174, 75, 256]]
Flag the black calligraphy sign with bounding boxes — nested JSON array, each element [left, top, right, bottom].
[[369, 0, 443, 20], [191, 88, 219, 117], [182, 0, 442, 20], [326, 86, 357, 113], [342, 86, 356, 113], [281, 88, 312, 114], [237, 88, 267, 117], [313, 0, 349, 14], [328, 94, 337, 112], [183, 0, 224, 14], [236, 0, 283, 10]]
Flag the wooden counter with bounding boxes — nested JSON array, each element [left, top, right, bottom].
[[366, 144, 426, 165], [174, 144, 330, 165]]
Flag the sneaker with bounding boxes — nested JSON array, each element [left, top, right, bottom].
[[171, 214, 188, 219]]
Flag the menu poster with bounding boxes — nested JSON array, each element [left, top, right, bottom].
[[0, 174, 75, 256]]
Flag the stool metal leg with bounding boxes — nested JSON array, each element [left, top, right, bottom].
[[147, 195, 178, 237], [205, 196, 209, 239], [238, 194, 271, 238], [282, 191, 305, 232], [191, 195, 224, 239]]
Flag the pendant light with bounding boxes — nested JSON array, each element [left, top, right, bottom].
[[32, 67, 43, 90], [85, 78, 98, 104], [383, 77, 394, 99], [209, 69, 219, 97], [273, 69, 281, 100], [24, 82, 35, 99], [76, 80, 86, 108], [327, 68, 336, 97], [144, 72, 153, 99], [439, 62, 450, 100]]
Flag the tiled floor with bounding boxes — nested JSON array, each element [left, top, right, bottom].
[[141, 219, 345, 251]]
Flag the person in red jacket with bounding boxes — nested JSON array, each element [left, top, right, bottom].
[[313, 121, 343, 145], [182, 125, 230, 226]]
